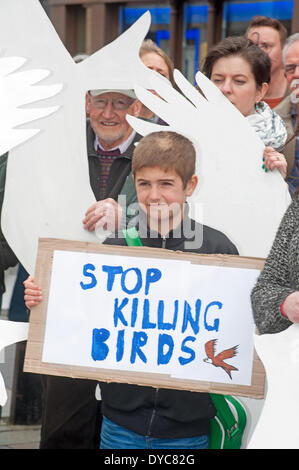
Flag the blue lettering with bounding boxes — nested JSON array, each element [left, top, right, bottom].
[[116, 329, 125, 362], [157, 334, 174, 365], [130, 297, 139, 328], [182, 299, 201, 335], [91, 328, 110, 361], [80, 263, 97, 290], [179, 336, 196, 365], [142, 298, 156, 329], [130, 331, 148, 364], [102, 265, 123, 291], [204, 301, 222, 332], [113, 297, 129, 327], [121, 267, 142, 294], [145, 268, 162, 295], [157, 300, 178, 330]]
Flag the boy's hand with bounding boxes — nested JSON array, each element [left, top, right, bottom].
[[23, 276, 43, 309], [83, 198, 123, 232], [263, 147, 287, 179]]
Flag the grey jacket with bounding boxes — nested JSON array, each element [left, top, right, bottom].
[[251, 193, 299, 334]]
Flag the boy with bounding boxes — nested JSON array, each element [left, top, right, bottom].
[[24, 131, 238, 449]]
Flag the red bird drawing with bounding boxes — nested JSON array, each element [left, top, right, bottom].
[[203, 339, 239, 379]]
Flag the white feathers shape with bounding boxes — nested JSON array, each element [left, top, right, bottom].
[[0, 320, 29, 406], [128, 68, 291, 258], [248, 324, 299, 449], [0, 1, 167, 276], [0, 56, 62, 155]]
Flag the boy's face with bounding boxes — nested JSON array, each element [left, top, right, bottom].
[[134, 166, 197, 234]]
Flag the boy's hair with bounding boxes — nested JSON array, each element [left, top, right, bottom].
[[202, 36, 271, 87], [132, 131, 196, 188], [246, 15, 288, 47]]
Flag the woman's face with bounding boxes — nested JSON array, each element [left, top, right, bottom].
[[141, 52, 170, 81], [210, 55, 267, 116]]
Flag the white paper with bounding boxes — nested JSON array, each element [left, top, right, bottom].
[[42, 250, 189, 375], [171, 264, 259, 386], [42, 250, 259, 387]]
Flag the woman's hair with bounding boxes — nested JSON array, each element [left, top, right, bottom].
[[139, 39, 175, 86], [202, 36, 271, 88], [132, 131, 196, 188]]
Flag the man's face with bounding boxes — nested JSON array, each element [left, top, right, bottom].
[[284, 40, 299, 100], [86, 92, 142, 149], [247, 26, 283, 74]]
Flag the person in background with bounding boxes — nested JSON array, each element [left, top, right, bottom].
[[251, 188, 299, 334], [275, 33, 299, 197], [202, 36, 288, 178], [139, 39, 174, 123], [246, 15, 288, 109]]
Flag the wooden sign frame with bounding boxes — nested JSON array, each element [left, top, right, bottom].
[[24, 238, 266, 398]]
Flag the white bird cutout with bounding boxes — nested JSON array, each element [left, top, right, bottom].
[[0, 0, 293, 442], [0, 57, 62, 156], [248, 324, 299, 449], [0, 0, 162, 408], [128, 69, 291, 259], [0, 320, 29, 406]]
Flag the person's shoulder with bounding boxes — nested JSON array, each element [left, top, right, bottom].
[[274, 95, 292, 118], [201, 222, 239, 255], [103, 232, 128, 247]]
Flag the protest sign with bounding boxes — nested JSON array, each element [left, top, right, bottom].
[[24, 238, 265, 398]]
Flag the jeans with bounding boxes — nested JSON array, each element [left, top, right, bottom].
[[100, 417, 209, 449]]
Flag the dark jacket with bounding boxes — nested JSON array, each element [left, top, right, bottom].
[[100, 211, 238, 439], [86, 120, 140, 205], [0, 153, 18, 295]]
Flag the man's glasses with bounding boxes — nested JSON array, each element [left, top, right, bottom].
[[89, 97, 134, 110], [284, 64, 299, 76]]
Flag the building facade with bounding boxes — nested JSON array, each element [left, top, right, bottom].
[[45, 0, 299, 83]]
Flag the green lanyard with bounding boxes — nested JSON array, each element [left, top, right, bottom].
[[122, 227, 143, 246]]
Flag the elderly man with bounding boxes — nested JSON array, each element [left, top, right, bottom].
[[275, 33, 299, 196], [246, 16, 288, 109], [39, 89, 143, 449], [83, 89, 143, 233]]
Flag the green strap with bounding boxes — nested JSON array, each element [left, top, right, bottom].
[[210, 394, 239, 438], [122, 227, 143, 246]]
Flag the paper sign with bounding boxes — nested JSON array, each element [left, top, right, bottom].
[[24, 238, 265, 398]]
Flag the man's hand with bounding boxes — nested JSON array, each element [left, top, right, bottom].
[[263, 147, 287, 179], [23, 276, 42, 309], [283, 291, 299, 323], [83, 198, 123, 232]]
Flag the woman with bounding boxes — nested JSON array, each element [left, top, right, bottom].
[[202, 36, 287, 178], [139, 39, 174, 123], [251, 189, 299, 334], [139, 39, 175, 86]]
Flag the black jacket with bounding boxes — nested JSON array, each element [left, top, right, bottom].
[[100, 211, 238, 439], [0, 153, 18, 295]]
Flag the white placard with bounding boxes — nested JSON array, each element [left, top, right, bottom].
[[42, 250, 259, 387]]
